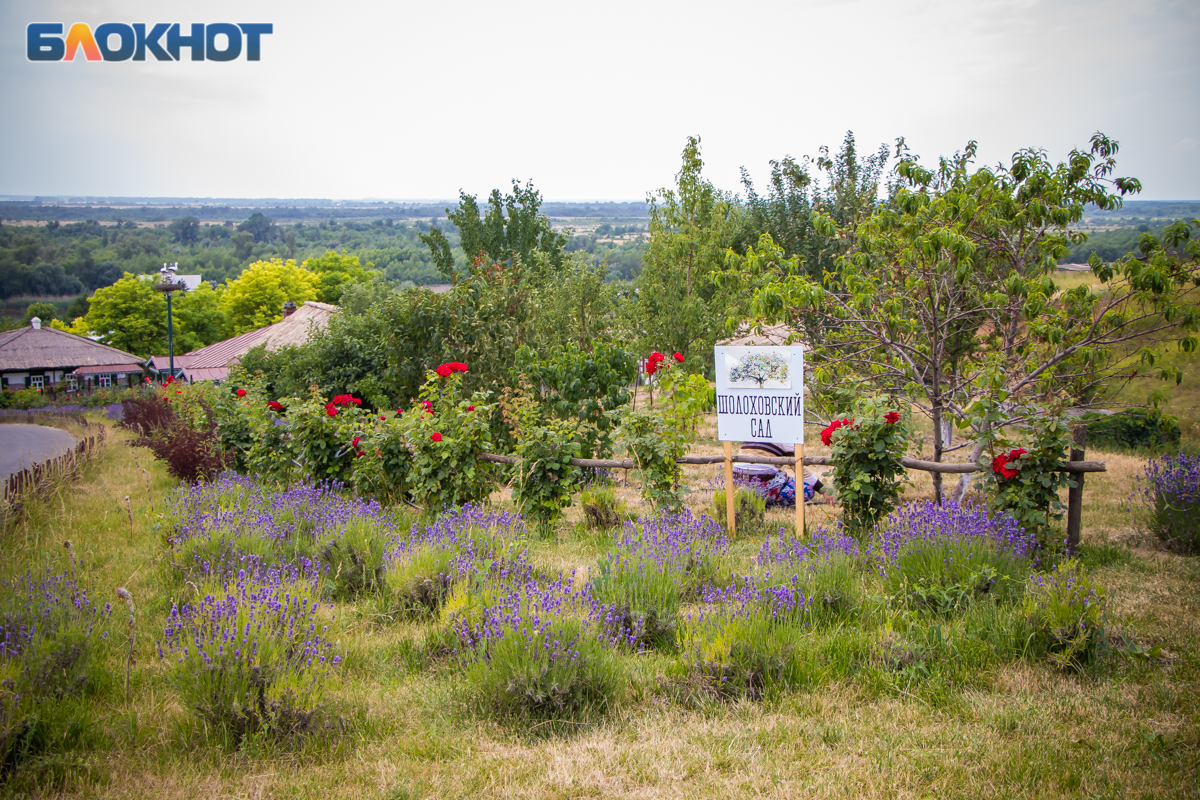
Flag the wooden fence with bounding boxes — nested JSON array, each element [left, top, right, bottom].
[[2, 421, 107, 507], [477, 424, 1104, 549]]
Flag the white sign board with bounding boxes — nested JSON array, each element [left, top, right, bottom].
[[714, 345, 804, 444]]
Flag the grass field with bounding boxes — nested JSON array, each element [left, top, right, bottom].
[[1, 417, 1197, 799]]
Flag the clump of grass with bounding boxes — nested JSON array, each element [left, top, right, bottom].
[[710, 487, 767, 535], [580, 486, 627, 530], [1023, 559, 1107, 670]]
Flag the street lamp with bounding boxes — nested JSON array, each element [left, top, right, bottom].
[[155, 262, 185, 381]]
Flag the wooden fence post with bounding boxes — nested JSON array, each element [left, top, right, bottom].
[[1066, 424, 1088, 555]]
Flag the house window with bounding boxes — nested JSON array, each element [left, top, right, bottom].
[[98, 374, 113, 388], [30, 375, 44, 390], [67, 377, 78, 390]]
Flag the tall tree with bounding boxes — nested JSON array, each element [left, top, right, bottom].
[[220, 259, 318, 335], [627, 136, 739, 371], [748, 134, 1197, 501], [420, 181, 566, 281], [78, 273, 166, 356]]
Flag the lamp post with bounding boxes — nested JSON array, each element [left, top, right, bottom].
[[155, 262, 185, 381]]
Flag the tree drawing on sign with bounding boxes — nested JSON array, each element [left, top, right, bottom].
[[729, 352, 789, 388]]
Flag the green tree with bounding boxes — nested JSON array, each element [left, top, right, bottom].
[[420, 181, 566, 281], [628, 136, 739, 371], [23, 302, 57, 325], [221, 259, 318, 335], [168, 216, 200, 245], [302, 251, 374, 304], [173, 282, 230, 351], [237, 212, 274, 244], [79, 273, 167, 356], [749, 134, 1199, 502]]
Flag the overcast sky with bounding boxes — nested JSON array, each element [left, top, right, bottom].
[[1, 0, 1197, 201]]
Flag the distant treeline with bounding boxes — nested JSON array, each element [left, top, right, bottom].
[[0, 200, 650, 224]]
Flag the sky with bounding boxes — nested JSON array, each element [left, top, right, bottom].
[[1, 0, 1197, 202]]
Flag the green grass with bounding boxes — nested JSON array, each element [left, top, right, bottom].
[[1, 420, 1198, 798]]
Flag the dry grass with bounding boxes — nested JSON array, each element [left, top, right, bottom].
[[3, 418, 1198, 799]]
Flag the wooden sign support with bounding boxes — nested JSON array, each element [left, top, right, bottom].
[[796, 442, 805, 537], [723, 440, 737, 538]]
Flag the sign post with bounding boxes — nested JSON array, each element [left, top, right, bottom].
[[714, 345, 805, 538]]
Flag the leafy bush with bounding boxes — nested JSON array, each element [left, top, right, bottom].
[[455, 576, 621, 719], [824, 397, 911, 532], [285, 388, 365, 485], [709, 487, 767, 535], [580, 486, 627, 530], [159, 569, 342, 743], [0, 389, 49, 410], [123, 393, 228, 483], [1132, 454, 1200, 554], [757, 527, 862, 623], [1082, 408, 1180, 450], [503, 382, 582, 530], [1023, 560, 1107, 669], [392, 368, 496, 512], [988, 415, 1076, 548], [1, 570, 113, 774]]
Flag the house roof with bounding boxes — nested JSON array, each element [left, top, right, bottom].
[[148, 300, 338, 381], [73, 363, 145, 375], [0, 324, 145, 373]]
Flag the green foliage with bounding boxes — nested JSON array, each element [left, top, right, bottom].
[[512, 341, 636, 459], [302, 251, 374, 305], [590, 558, 684, 652], [678, 611, 804, 701], [171, 282, 229, 351], [885, 541, 1029, 615], [1023, 560, 1107, 669], [617, 406, 687, 510], [827, 397, 911, 532], [0, 388, 49, 409], [78, 273, 167, 356], [579, 486, 628, 530], [221, 259, 319, 335], [395, 371, 496, 512], [22, 301, 56, 325], [321, 521, 388, 599], [709, 487, 767, 535], [285, 387, 364, 485], [1081, 408, 1180, 450], [988, 415, 1076, 548], [504, 384, 582, 529], [629, 136, 741, 371]]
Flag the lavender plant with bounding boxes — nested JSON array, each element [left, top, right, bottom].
[[757, 527, 862, 623], [1132, 454, 1200, 554], [165, 472, 401, 592], [452, 574, 620, 718], [1, 570, 113, 774], [383, 505, 530, 617], [1023, 559, 1107, 669], [159, 568, 341, 742], [869, 501, 1037, 613]]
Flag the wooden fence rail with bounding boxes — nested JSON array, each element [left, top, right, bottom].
[[477, 451, 1106, 475], [2, 423, 107, 505]]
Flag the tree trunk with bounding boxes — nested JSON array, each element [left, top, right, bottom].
[[950, 436, 988, 504], [931, 404, 945, 503]]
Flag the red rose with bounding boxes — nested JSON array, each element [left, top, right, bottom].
[[396, 409, 403, 415], [177, 390, 183, 394], [673, 352, 684, 363], [380, 415, 386, 420], [992, 448, 1027, 480], [326, 406, 337, 417], [884, 411, 900, 424], [352, 436, 360, 448], [356, 451, 364, 458], [467, 405, 475, 411], [267, 401, 283, 411], [236, 389, 246, 398], [436, 364, 452, 378], [646, 361, 657, 376], [431, 432, 443, 442]]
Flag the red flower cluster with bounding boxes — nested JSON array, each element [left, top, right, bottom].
[[992, 448, 1028, 480], [330, 394, 361, 407], [267, 400, 283, 412], [236, 389, 247, 398], [820, 417, 854, 447], [326, 406, 338, 417], [436, 361, 468, 378], [431, 432, 443, 442], [467, 405, 475, 412], [646, 351, 666, 376], [422, 400, 434, 415], [673, 352, 684, 363], [352, 436, 360, 448], [884, 411, 900, 425], [164, 376, 175, 385]]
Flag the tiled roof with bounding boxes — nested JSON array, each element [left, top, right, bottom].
[[148, 301, 338, 381]]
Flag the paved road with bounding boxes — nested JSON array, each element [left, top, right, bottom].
[[0, 424, 79, 479]]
